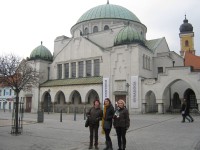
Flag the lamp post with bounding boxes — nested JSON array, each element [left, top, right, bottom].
[[48, 89, 50, 114], [126, 83, 130, 110]]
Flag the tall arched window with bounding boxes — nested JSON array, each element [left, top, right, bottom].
[[185, 40, 189, 47], [148, 57, 150, 70], [93, 26, 98, 33], [143, 54, 145, 68], [104, 25, 109, 30], [84, 27, 89, 35]]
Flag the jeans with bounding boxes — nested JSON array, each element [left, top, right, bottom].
[[182, 114, 190, 122], [116, 127, 127, 149], [89, 124, 99, 146], [104, 128, 112, 142]]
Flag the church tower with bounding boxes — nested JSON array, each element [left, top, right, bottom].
[[179, 15, 195, 56]]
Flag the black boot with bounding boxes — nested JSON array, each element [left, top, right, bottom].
[[95, 145, 99, 150], [88, 145, 93, 149], [107, 141, 113, 150], [89, 134, 93, 149], [103, 141, 109, 150], [89, 140, 93, 149]]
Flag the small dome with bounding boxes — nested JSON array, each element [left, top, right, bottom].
[[179, 15, 193, 33], [77, 3, 140, 24], [30, 42, 53, 61], [114, 26, 144, 46]]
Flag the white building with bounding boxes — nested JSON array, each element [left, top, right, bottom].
[[20, 2, 200, 114], [0, 86, 15, 111]]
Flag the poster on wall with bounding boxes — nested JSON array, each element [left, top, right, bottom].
[[131, 76, 139, 108], [103, 78, 109, 102]]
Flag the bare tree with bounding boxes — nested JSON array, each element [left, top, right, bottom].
[[0, 54, 39, 134]]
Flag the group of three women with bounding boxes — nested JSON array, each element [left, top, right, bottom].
[[87, 98, 130, 150]]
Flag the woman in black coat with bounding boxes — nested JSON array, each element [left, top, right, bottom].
[[102, 98, 115, 150], [87, 100, 103, 149], [113, 99, 130, 150]]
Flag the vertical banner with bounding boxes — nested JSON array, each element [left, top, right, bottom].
[[103, 78, 109, 101], [131, 76, 139, 108]]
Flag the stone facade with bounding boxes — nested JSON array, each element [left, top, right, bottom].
[[19, 2, 200, 114]]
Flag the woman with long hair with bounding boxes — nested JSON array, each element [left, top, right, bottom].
[[113, 99, 130, 150], [102, 98, 115, 150]]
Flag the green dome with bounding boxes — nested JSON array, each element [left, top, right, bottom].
[[114, 26, 144, 46], [77, 3, 140, 24], [30, 42, 53, 61]]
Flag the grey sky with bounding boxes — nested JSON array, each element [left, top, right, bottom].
[[0, 0, 200, 58]]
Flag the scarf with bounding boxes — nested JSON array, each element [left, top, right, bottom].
[[101, 105, 107, 134]]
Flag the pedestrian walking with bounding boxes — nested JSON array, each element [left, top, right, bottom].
[[102, 98, 115, 150], [87, 99, 103, 149], [113, 99, 130, 150], [181, 99, 194, 123]]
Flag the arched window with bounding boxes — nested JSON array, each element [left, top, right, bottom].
[[143, 54, 145, 68], [104, 25, 109, 30], [148, 57, 150, 70], [84, 27, 89, 35], [185, 40, 189, 47], [93, 26, 98, 33]]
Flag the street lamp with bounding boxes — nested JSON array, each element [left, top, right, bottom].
[[48, 89, 50, 114], [126, 83, 130, 109]]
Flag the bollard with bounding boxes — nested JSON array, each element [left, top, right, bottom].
[[60, 109, 62, 122], [74, 107, 76, 121], [84, 107, 86, 120]]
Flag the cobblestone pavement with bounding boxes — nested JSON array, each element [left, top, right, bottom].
[[0, 111, 200, 150]]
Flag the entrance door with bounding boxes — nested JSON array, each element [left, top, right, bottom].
[[184, 89, 197, 109], [26, 97, 32, 112], [115, 95, 126, 108]]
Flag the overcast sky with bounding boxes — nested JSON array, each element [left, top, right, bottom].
[[0, 0, 200, 58]]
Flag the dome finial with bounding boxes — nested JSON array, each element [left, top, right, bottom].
[[41, 41, 43, 45], [107, 0, 109, 4], [183, 14, 188, 23]]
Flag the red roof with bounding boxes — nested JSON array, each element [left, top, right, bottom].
[[184, 52, 200, 69]]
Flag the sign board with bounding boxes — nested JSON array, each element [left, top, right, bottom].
[[103, 78, 109, 102], [131, 76, 139, 108]]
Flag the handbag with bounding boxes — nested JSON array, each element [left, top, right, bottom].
[[85, 118, 89, 127], [85, 108, 91, 127], [181, 111, 185, 115]]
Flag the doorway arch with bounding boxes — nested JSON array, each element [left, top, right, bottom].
[[172, 92, 181, 109], [145, 91, 157, 113], [86, 89, 99, 105], [184, 89, 198, 109], [43, 92, 52, 113]]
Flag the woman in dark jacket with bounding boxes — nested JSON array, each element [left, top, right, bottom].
[[87, 99, 103, 149], [181, 99, 194, 122], [102, 98, 115, 150], [113, 99, 130, 150]]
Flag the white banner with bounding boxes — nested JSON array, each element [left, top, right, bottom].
[[103, 78, 109, 101], [131, 76, 139, 108]]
